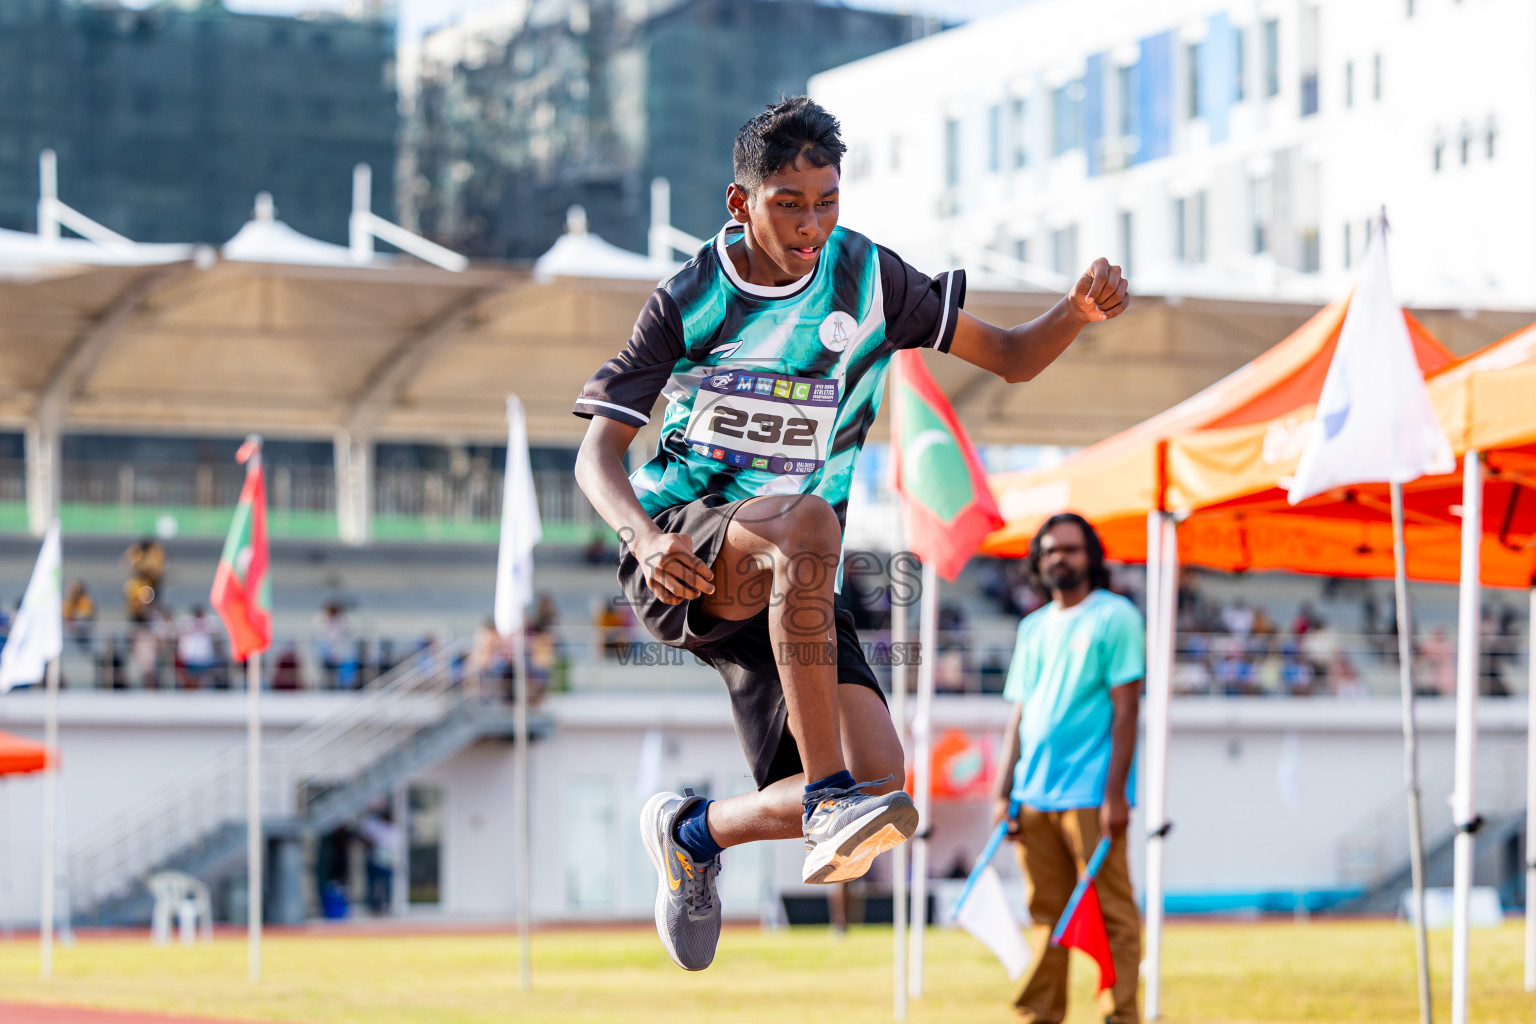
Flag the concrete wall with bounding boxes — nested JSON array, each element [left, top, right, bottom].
[[0, 690, 1527, 927]]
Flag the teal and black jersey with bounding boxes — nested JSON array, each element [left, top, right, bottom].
[[573, 222, 965, 532]]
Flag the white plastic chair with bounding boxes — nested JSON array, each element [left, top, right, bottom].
[[146, 871, 213, 945]]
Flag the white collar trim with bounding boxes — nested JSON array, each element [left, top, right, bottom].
[[714, 222, 816, 298]]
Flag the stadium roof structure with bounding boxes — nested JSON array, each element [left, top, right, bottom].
[[3, 157, 1529, 541]]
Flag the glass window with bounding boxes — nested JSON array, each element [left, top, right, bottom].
[[944, 117, 962, 188], [1263, 19, 1281, 97], [1433, 134, 1444, 172], [1233, 28, 1247, 102], [1250, 176, 1271, 254], [407, 784, 443, 906], [1186, 42, 1202, 119], [1173, 197, 1188, 262], [1344, 61, 1353, 108], [1010, 98, 1028, 169], [566, 777, 615, 910], [987, 104, 1002, 174], [1373, 54, 1382, 100], [1191, 190, 1207, 264], [1343, 222, 1353, 270], [1013, 238, 1029, 263], [1052, 82, 1082, 155], [1485, 116, 1497, 160], [1118, 210, 1133, 279], [1460, 122, 1472, 165], [1116, 64, 1136, 138], [1051, 225, 1078, 276]]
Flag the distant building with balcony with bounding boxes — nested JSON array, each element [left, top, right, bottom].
[[810, 0, 1536, 309], [401, 0, 944, 260], [0, 0, 398, 245]]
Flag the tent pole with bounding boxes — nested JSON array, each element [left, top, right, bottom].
[[1144, 511, 1176, 1021], [1451, 453, 1482, 1024], [247, 651, 262, 983], [1391, 482, 1433, 1024], [907, 560, 938, 1000], [889, 516, 908, 1021], [1525, 583, 1535, 993], [39, 655, 59, 979]]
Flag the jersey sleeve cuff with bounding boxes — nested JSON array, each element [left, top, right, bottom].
[[572, 396, 650, 427], [931, 269, 967, 353]]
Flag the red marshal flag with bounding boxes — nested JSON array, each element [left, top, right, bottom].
[[1050, 838, 1117, 993], [211, 436, 272, 662], [890, 348, 1003, 582]]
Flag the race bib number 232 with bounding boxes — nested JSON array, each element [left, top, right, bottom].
[[682, 369, 838, 475]]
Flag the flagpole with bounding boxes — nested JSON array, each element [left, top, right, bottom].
[[1390, 481, 1433, 1024], [513, 624, 532, 992], [39, 655, 59, 979], [1450, 453, 1482, 1024], [247, 650, 262, 982], [906, 559, 937, 1000], [889, 512, 908, 1022]]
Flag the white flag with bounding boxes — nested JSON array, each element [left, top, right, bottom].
[[954, 864, 1032, 980], [0, 519, 63, 693], [494, 396, 543, 638], [1287, 226, 1454, 504]]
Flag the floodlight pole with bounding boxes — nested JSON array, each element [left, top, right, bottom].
[[1390, 482, 1434, 1024], [906, 560, 937, 1000]]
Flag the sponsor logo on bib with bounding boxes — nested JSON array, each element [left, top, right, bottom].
[[818, 311, 857, 352]]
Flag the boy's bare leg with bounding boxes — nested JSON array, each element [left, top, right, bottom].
[[705, 684, 905, 847], [689, 494, 905, 849]]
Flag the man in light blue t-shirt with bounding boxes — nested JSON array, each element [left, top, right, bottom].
[[992, 513, 1144, 1024]]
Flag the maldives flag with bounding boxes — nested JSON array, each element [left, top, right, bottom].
[[890, 349, 1003, 582], [1050, 838, 1116, 993], [210, 436, 272, 662]]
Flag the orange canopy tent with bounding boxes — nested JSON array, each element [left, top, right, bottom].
[[1161, 321, 1536, 586], [981, 299, 1460, 572], [0, 729, 51, 775]]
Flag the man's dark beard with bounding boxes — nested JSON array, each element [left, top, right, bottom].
[[1044, 565, 1084, 592]]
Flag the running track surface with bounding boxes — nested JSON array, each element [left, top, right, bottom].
[[0, 1005, 281, 1024]]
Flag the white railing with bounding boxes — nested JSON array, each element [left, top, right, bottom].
[[1336, 746, 1528, 887], [67, 636, 473, 918]]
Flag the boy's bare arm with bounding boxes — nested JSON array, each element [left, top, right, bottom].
[[574, 416, 713, 604], [948, 256, 1128, 384]]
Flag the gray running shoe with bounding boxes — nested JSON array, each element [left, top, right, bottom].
[[801, 776, 918, 884], [640, 790, 722, 971]]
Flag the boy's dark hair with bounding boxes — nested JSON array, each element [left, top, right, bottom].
[[733, 96, 846, 195], [1023, 512, 1112, 594]]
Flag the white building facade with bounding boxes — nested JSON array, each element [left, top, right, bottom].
[[811, 0, 1533, 309]]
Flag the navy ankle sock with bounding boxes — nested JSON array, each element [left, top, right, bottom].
[[673, 797, 723, 862], [805, 770, 856, 797]]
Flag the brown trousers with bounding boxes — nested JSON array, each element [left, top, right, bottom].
[[1012, 806, 1141, 1024]]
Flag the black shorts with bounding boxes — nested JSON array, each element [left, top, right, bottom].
[[617, 494, 887, 790]]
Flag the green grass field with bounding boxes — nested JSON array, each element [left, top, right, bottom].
[[0, 920, 1531, 1023]]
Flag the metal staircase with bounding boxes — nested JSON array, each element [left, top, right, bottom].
[[1333, 746, 1528, 914], [67, 639, 548, 925]]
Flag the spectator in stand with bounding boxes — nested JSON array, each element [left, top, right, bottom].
[[1419, 627, 1454, 696], [123, 536, 166, 623], [314, 601, 354, 689], [1221, 598, 1256, 638], [594, 597, 634, 660], [127, 614, 164, 689], [177, 605, 219, 690], [63, 580, 96, 652], [1291, 602, 1320, 636], [528, 593, 561, 698], [272, 641, 303, 691]]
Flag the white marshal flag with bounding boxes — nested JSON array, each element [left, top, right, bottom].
[[1287, 226, 1454, 504], [954, 863, 1032, 980], [494, 396, 543, 637], [0, 519, 63, 693]]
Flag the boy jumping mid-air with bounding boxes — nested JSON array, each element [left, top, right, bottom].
[[573, 96, 1129, 970]]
